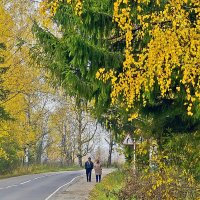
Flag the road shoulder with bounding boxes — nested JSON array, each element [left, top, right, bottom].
[[52, 168, 113, 200]]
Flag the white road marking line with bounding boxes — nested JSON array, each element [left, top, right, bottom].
[[33, 175, 47, 180], [44, 175, 83, 200], [20, 180, 31, 185], [0, 180, 32, 190], [0, 172, 73, 190], [6, 184, 18, 188], [0, 184, 18, 190]]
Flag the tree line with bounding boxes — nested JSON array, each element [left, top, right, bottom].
[[0, 1, 199, 197], [0, 0, 114, 173], [33, 0, 200, 198]]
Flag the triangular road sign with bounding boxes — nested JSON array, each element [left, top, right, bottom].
[[123, 134, 134, 145]]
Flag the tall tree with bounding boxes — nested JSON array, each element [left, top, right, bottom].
[[33, 0, 123, 108], [35, 0, 200, 132], [34, 1, 200, 179], [0, 1, 57, 172], [47, 94, 99, 167], [0, 3, 17, 168]]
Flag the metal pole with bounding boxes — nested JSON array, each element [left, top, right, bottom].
[[149, 145, 152, 168], [133, 138, 136, 173]]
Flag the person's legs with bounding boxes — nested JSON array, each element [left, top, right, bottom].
[[96, 175, 98, 182], [86, 170, 89, 182], [88, 170, 92, 182], [99, 175, 101, 182]]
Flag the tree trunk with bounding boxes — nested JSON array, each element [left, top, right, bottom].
[[77, 104, 83, 167], [107, 133, 114, 167], [107, 144, 113, 167], [61, 124, 67, 165], [78, 155, 82, 167], [24, 147, 29, 166], [36, 140, 43, 164]]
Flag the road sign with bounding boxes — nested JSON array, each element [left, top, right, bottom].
[[123, 134, 134, 145]]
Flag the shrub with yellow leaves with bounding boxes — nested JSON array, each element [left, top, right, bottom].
[[119, 143, 199, 200]]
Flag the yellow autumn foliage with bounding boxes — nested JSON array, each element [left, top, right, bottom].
[[0, 3, 13, 69], [39, 0, 83, 26], [98, 0, 200, 117], [0, 2, 53, 163], [37, 0, 200, 117]]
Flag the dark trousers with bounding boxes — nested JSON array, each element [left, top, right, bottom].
[[96, 175, 101, 182], [86, 169, 92, 182]]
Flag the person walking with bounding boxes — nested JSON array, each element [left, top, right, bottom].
[[85, 157, 94, 182], [94, 159, 102, 183]]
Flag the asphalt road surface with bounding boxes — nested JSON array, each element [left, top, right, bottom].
[[0, 170, 83, 200]]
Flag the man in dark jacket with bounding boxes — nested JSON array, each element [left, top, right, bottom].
[[85, 157, 93, 182]]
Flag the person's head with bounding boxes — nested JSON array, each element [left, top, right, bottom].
[[88, 157, 91, 161]]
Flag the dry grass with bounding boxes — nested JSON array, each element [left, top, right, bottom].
[[0, 164, 81, 179]]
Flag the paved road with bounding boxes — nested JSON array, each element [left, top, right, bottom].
[[0, 170, 83, 200]]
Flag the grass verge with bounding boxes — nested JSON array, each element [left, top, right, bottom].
[[89, 170, 125, 200], [0, 164, 82, 179]]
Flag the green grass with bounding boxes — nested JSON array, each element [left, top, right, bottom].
[[89, 170, 125, 200], [0, 164, 82, 179]]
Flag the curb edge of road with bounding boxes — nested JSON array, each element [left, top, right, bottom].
[[44, 175, 84, 200]]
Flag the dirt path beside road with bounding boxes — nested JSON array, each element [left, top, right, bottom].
[[52, 168, 113, 200]]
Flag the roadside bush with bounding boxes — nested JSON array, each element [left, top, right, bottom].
[[89, 170, 125, 200], [90, 162, 199, 200], [0, 140, 20, 174], [118, 166, 199, 200]]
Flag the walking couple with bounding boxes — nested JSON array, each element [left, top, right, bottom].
[[85, 157, 102, 183]]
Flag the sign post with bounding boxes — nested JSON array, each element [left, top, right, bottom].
[[123, 134, 136, 173]]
